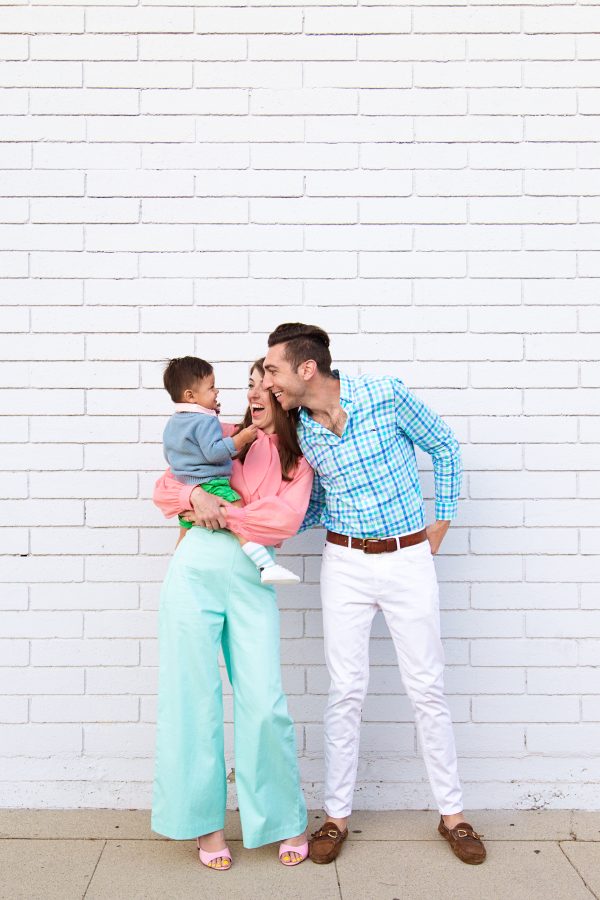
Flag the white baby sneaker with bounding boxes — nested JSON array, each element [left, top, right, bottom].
[[260, 564, 300, 585]]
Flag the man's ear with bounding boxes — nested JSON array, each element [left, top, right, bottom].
[[300, 359, 317, 381]]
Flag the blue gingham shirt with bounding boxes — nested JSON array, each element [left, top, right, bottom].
[[299, 371, 462, 538]]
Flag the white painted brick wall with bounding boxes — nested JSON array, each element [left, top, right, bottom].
[[0, 4, 599, 813]]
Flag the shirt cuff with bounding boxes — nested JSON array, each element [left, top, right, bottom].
[[435, 500, 458, 521], [178, 482, 196, 510], [224, 436, 236, 458]]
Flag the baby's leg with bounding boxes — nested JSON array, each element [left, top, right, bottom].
[[240, 541, 300, 585]]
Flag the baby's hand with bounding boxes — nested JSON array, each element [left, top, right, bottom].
[[232, 423, 258, 450]]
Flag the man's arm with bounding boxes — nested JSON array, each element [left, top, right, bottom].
[[392, 378, 462, 553], [298, 471, 326, 533]]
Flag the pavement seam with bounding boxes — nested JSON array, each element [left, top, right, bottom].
[[558, 841, 600, 900], [81, 838, 107, 900], [333, 858, 344, 900]]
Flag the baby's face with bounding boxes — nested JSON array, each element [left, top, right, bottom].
[[189, 374, 220, 412]]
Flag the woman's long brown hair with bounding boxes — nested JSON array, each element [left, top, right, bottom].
[[237, 358, 302, 481]]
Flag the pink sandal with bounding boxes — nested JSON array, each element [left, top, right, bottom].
[[279, 840, 309, 867], [196, 838, 232, 872]]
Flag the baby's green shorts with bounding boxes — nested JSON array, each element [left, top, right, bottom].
[[178, 477, 241, 529]]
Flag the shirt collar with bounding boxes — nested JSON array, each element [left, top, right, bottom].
[[173, 402, 217, 417]]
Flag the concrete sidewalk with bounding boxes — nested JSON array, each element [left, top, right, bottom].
[[0, 810, 599, 900]]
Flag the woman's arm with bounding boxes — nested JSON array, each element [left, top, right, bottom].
[[224, 459, 314, 546], [152, 422, 239, 520]]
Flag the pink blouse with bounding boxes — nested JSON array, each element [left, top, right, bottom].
[[153, 425, 314, 547]]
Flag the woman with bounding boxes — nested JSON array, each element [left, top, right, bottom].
[[151, 359, 313, 871]]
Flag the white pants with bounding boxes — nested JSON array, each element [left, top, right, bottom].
[[320, 536, 463, 818]]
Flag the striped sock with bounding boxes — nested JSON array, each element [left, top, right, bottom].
[[242, 542, 274, 571]]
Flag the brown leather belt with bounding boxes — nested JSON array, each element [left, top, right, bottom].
[[326, 528, 427, 554]]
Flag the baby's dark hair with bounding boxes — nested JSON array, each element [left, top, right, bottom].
[[163, 356, 213, 402]]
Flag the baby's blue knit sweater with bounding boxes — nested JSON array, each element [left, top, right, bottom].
[[163, 411, 237, 485]]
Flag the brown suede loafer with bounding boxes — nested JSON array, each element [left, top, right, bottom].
[[309, 821, 348, 865], [438, 817, 486, 864]]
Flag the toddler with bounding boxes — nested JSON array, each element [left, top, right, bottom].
[[162, 356, 300, 585]]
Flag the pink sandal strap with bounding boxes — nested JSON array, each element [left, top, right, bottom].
[[279, 841, 309, 865], [197, 841, 232, 869]]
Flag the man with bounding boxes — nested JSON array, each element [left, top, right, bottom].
[[260, 322, 486, 866]]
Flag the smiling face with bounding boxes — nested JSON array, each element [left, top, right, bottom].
[[185, 373, 220, 413], [247, 366, 275, 433], [262, 343, 310, 411]]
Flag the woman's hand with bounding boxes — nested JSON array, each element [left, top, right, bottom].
[[189, 486, 227, 529]]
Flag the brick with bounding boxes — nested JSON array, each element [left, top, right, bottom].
[[471, 528, 577, 556], [32, 528, 138, 556], [526, 556, 600, 583], [472, 416, 576, 444], [141, 88, 248, 116], [0, 198, 28, 222], [31, 696, 138, 724], [0, 556, 84, 584], [471, 639, 577, 667], [34, 144, 140, 171], [141, 34, 246, 61], [473, 695, 579, 724], [86, 9, 193, 33], [416, 334, 522, 361], [526, 500, 598, 527], [32, 639, 138, 667], [83, 722, 154, 757], [304, 8, 410, 35], [453, 723, 525, 755], [31, 253, 136, 279], [29, 89, 138, 116], [143, 144, 249, 170], [524, 8, 600, 34], [87, 172, 194, 198], [0, 724, 82, 757], [471, 363, 578, 389], [0, 9, 84, 33], [252, 88, 357, 116], [470, 197, 576, 224], [86, 116, 195, 143], [29, 363, 139, 390], [1, 443, 82, 471], [528, 668, 600, 694], [31, 34, 137, 61], [0, 698, 28, 724], [0, 500, 83, 527], [31, 416, 137, 445], [251, 35, 356, 62], [414, 8, 519, 34], [527, 725, 600, 755], [470, 472, 575, 499], [30, 583, 138, 611], [527, 611, 600, 639], [471, 583, 578, 610], [0, 667, 83, 693]]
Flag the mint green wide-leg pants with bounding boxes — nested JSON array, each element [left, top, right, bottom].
[[151, 527, 307, 848]]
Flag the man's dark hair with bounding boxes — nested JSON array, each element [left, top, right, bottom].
[[163, 356, 213, 402], [267, 322, 332, 375]]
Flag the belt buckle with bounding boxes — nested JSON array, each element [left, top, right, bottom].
[[362, 538, 380, 554]]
